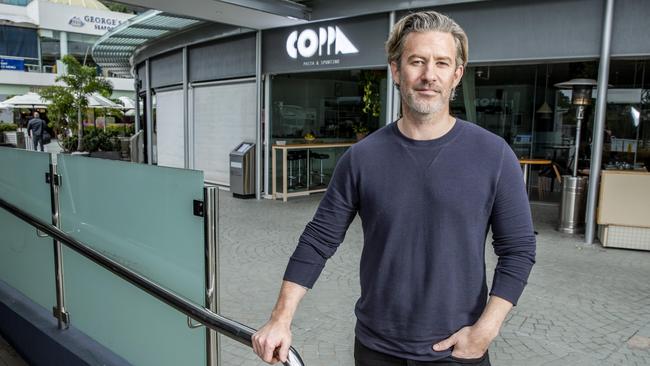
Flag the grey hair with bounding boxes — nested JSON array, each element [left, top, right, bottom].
[[386, 11, 469, 70]]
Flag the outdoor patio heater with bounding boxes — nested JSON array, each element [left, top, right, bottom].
[[555, 79, 597, 234]]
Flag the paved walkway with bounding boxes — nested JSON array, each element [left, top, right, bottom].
[[216, 193, 650, 366], [0, 334, 27, 366], [1, 193, 649, 365]]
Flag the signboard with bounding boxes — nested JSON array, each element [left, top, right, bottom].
[[0, 58, 25, 71], [36, 1, 134, 36], [263, 14, 388, 74]]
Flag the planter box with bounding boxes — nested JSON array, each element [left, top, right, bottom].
[[2, 131, 25, 148], [89, 151, 122, 160]]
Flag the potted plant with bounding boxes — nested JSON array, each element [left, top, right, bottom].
[[60, 128, 122, 160], [0, 123, 19, 146], [361, 70, 381, 118], [352, 123, 369, 141]]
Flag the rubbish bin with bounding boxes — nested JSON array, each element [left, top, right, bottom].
[[557, 175, 588, 234], [230, 142, 255, 197]]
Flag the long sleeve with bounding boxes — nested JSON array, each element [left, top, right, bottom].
[[283, 149, 359, 288], [488, 144, 537, 305]]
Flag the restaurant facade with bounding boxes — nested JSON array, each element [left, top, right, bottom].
[[95, 0, 649, 203]]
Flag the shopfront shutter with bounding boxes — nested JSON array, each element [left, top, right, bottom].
[[192, 80, 256, 185], [155, 88, 185, 168]]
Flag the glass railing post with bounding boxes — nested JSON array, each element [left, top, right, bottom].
[[49, 162, 69, 329], [204, 186, 220, 366]]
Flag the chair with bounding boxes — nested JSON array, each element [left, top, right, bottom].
[[287, 150, 307, 189], [310, 152, 330, 186]]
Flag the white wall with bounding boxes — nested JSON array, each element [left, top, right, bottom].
[[0, 70, 134, 92]]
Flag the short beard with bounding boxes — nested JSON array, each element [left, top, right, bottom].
[[404, 90, 446, 115]]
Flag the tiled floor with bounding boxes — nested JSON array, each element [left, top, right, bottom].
[[0, 334, 28, 366], [2, 194, 649, 365]]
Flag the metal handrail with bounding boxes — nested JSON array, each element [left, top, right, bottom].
[[0, 197, 304, 366]]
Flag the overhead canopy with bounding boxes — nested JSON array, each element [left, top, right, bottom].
[[93, 0, 312, 78], [92, 10, 204, 77], [2, 92, 51, 108]]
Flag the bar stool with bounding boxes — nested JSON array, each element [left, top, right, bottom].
[[288, 150, 307, 188], [311, 152, 330, 186]]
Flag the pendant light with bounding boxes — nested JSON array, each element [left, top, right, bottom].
[[537, 65, 553, 116]]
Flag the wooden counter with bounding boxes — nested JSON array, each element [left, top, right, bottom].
[[272, 142, 354, 202]]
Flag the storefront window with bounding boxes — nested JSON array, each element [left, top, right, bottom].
[[39, 30, 60, 73], [67, 33, 100, 69], [270, 69, 387, 142], [601, 60, 649, 171], [268, 69, 387, 193], [453, 62, 604, 202]]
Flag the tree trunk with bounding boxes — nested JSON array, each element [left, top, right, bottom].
[[77, 105, 83, 151]]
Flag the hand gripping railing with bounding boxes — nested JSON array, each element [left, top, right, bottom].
[[0, 197, 305, 366]]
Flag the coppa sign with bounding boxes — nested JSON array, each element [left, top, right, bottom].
[[286, 26, 358, 59], [263, 14, 388, 73]]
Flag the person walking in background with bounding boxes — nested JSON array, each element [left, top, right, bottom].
[[27, 112, 47, 152], [253, 11, 536, 366]]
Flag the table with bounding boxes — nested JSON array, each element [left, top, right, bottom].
[[518, 159, 561, 186], [272, 142, 354, 202]]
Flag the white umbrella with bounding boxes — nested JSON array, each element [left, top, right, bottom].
[[85, 93, 120, 129], [2, 92, 51, 108], [86, 93, 121, 108], [117, 96, 135, 109], [0, 101, 11, 110]]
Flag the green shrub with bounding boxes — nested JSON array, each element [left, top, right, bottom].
[[81, 128, 120, 152], [106, 123, 135, 136], [61, 135, 78, 152], [0, 123, 18, 133]]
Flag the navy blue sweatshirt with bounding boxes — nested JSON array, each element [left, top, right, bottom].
[[283, 119, 536, 361]]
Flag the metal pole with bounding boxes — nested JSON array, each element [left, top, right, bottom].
[[49, 163, 69, 329], [573, 106, 585, 177], [634, 124, 640, 165], [145, 59, 153, 165], [388, 11, 401, 122], [36, 34, 42, 71], [585, 0, 615, 245], [134, 84, 141, 132], [263, 76, 271, 197], [183, 47, 189, 169], [529, 67, 538, 160], [255, 31, 263, 199], [204, 186, 220, 366], [386, 12, 396, 125]]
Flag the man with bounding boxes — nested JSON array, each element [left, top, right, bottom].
[[27, 112, 47, 151], [253, 11, 535, 366]]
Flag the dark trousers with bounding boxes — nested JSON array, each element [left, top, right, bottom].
[[354, 338, 490, 366], [33, 135, 44, 151]]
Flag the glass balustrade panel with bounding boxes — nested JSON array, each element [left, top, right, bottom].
[[56, 154, 206, 366]]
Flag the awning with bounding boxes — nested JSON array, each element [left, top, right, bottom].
[[92, 10, 204, 78]]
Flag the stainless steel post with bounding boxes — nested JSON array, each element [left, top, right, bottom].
[[572, 105, 585, 177], [134, 85, 141, 132], [389, 11, 400, 123], [204, 186, 220, 366], [49, 163, 69, 329], [145, 59, 154, 165], [585, 0, 615, 244], [386, 12, 395, 125], [183, 47, 189, 169], [255, 31, 263, 200]]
